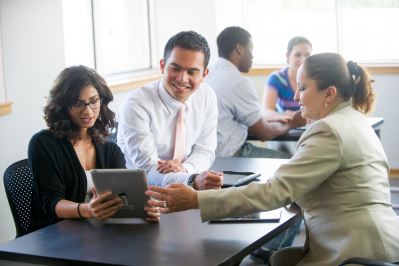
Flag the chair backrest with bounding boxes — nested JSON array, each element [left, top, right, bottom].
[[3, 159, 34, 237]]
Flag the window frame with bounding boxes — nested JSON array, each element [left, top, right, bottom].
[[0, 25, 13, 116], [91, 0, 155, 81], [238, 0, 399, 66]]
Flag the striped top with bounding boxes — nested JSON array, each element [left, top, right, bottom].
[[266, 67, 300, 112]]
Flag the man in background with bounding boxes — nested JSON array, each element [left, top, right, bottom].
[[205, 26, 304, 263], [205, 26, 305, 159]]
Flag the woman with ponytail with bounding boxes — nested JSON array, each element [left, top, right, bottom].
[[147, 53, 399, 266]]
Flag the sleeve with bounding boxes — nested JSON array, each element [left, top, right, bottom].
[[183, 89, 218, 173], [119, 94, 191, 186], [231, 78, 262, 127], [198, 120, 342, 222], [266, 72, 280, 92], [28, 133, 66, 221], [119, 97, 158, 170], [147, 166, 191, 187], [108, 142, 126, 168]]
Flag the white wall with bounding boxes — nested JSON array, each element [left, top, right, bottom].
[[151, 0, 219, 65], [0, 0, 66, 242]]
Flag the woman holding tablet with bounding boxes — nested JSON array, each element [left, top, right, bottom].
[[29, 66, 159, 232]]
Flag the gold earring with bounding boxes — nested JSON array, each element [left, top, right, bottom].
[[324, 100, 328, 107]]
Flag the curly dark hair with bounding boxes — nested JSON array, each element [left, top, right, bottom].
[[44, 65, 115, 143]]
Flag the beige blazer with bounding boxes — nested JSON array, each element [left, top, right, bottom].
[[198, 102, 399, 265]]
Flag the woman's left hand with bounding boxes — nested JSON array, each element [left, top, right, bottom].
[[144, 204, 160, 222]]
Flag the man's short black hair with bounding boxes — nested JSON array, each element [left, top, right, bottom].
[[163, 31, 210, 69], [217, 26, 252, 59]]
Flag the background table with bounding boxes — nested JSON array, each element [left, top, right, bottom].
[[248, 117, 384, 141]]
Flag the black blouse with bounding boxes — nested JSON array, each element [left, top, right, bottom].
[[28, 130, 126, 231]]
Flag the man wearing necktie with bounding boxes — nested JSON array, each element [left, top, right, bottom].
[[118, 31, 223, 190]]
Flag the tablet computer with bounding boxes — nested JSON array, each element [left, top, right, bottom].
[[222, 171, 261, 188], [209, 209, 282, 223], [91, 169, 149, 218]]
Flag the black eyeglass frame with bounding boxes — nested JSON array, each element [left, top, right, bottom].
[[69, 98, 103, 113]]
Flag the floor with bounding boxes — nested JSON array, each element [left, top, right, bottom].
[[239, 177, 399, 266]]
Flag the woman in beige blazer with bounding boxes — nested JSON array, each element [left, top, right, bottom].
[[146, 53, 399, 266]]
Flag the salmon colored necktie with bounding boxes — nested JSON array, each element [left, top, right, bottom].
[[173, 104, 186, 162]]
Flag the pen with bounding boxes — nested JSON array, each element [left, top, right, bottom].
[[233, 173, 261, 187]]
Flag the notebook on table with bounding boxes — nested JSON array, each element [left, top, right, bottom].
[[222, 171, 261, 188], [209, 209, 282, 223]]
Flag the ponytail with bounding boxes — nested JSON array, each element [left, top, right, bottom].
[[347, 61, 375, 114]]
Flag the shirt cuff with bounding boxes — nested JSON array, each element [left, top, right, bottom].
[[182, 162, 195, 174]]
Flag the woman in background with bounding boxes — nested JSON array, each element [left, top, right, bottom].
[[147, 53, 399, 266], [29, 66, 159, 232], [263, 36, 312, 155], [263, 36, 312, 120]]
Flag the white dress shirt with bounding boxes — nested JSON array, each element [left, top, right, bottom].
[[205, 58, 261, 157], [117, 79, 218, 187]]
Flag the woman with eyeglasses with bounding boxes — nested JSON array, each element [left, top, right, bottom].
[[28, 65, 159, 232]]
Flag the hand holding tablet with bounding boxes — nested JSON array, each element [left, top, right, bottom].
[[91, 169, 150, 218]]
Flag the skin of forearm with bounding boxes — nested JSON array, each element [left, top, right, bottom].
[[249, 118, 290, 141], [55, 199, 82, 219]]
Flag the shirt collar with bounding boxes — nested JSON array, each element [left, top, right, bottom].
[[214, 57, 241, 75], [329, 101, 352, 115], [158, 80, 193, 113]]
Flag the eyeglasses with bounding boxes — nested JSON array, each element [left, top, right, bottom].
[[69, 98, 102, 113]]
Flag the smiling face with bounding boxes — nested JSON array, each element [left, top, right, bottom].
[[294, 65, 328, 120], [160, 47, 208, 102], [68, 85, 101, 130], [287, 43, 312, 73]]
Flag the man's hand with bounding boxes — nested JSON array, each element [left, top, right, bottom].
[[194, 170, 223, 190], [157, 159, 186, 173]]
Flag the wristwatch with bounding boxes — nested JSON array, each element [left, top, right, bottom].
[[187, 174, 198, 188]]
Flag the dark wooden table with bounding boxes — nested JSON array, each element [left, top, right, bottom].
[[248, 117, 384, 141], [0, 158, 300, 266]]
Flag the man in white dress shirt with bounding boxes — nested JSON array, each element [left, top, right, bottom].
[[204, 26, 304, 264], [205, 26, 305, 158], [118, 31, 222, 190]]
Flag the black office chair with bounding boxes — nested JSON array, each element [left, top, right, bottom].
[[339, 257, 399, 266], [3, 159, 34, 237]]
